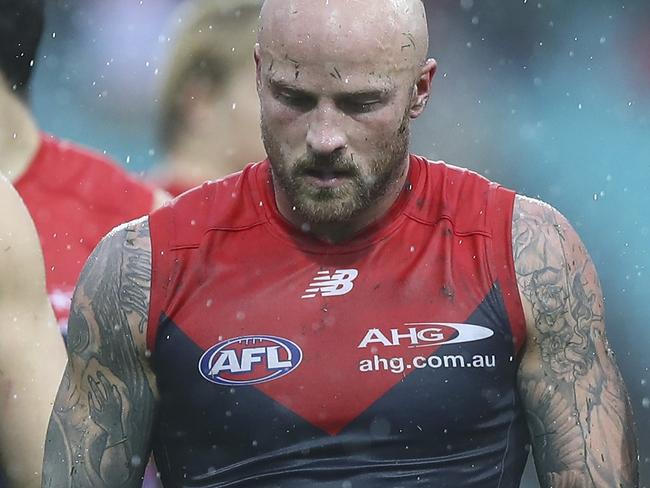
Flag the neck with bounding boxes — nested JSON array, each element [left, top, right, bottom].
[[273, 156, 411, 244], [162, 128, 261, 185], [0, 88, 40, 182]]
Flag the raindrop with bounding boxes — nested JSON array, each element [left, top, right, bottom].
[[131, 455, 142, 467], [642, 398, 650, 409], [460, 0, 474, 10]]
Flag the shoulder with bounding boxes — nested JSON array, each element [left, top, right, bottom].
[[149, 163, 265, 248], [512, 194, 583, 271], [0, 174, 47, 297], [85, 216, 152, 274], [511, 195, 600, 337], [37, 134, 157, 211]]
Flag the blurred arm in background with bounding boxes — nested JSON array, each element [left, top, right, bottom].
[[0, 174, 66, 488]]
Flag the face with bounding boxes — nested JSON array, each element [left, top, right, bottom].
[[257, 54, 417, 224]]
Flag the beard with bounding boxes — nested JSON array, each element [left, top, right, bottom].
[[261, 111, 410, 224]]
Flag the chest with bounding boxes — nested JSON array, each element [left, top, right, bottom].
[[158, 221, 517, 436]]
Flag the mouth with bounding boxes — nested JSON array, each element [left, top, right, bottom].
[[302, 168, 353, 188]]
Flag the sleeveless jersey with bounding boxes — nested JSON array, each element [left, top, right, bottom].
[[147, 155, 530, 488], [14, 134, 155, 331]]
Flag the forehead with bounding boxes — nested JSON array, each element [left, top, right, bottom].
[[259, 0, 421, 71], [261, 50, 409, 94]]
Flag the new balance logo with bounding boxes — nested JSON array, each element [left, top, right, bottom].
[[301, 269, 359, 299]]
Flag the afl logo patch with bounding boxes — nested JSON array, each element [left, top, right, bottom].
[[199, 335, 303, 386]]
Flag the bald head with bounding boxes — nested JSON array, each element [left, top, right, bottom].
[[258, 0, 428, 72]]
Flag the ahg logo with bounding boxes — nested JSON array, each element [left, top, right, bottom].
[[357, 323, 494, 349], [301, 269, 358, 299]]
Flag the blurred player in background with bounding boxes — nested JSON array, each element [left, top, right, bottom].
[[0, 174, 67, 487], [153, 0, 265, 196], [0, 0, 167, 334]]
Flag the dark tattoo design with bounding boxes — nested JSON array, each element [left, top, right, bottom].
[[42, 219, 156, 487], [513, 197, 638, 488]]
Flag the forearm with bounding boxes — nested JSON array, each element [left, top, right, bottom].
[[42, 366, 152, 488], [521, 359, 638, 488]]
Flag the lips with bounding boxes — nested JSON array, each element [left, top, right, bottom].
[[303, 168, 353, 181]]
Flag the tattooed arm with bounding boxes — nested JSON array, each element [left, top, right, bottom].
[[513, 195, 638, 487], [0, 175, 66, 487], [42, 217, 157, 488]]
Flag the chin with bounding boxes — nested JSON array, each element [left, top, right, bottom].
[[294, 196, 364, 225]]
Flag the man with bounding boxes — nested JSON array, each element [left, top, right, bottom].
[[0, 0, 167, 333], [154, 0, 265, 195], [0, 175, 67, 488], [43, 0, 638, 486]]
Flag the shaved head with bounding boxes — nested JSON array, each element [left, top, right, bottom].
[[259, 0, 428, 72]]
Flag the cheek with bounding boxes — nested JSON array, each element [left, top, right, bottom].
[[349, 109, 407, 149], [262, 100, 310, 145]]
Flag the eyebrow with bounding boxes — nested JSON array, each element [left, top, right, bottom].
[[268, 77, 393, 99]]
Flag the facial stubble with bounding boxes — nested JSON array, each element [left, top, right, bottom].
[[262, 110, 411, 225]]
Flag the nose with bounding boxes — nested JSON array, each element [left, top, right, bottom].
[[306, 104, 347, 156]]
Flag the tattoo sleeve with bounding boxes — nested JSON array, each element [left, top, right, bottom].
[[41, 218, 157, 488], [513, 196, 638, 488]]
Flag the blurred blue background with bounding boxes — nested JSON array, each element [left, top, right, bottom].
[[30, 0, 649, 486]]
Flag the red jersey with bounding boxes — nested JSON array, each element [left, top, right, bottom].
[[147, 156, 528, 487], [14, 134, 155, 331]]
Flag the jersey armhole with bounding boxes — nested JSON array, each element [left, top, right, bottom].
[[485, 184, 527, 356], [146, 208, 172, 353]]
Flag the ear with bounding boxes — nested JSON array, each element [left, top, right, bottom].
[[409, 58, 437, 118], [254, 43, 263, 94]]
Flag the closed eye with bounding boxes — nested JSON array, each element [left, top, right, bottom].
[[337, 99, 382, 114], [271, 86, 317, 112]]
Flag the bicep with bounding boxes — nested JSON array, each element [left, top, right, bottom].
[[43, 218, 158, 487], [513, 196, 637, 487]]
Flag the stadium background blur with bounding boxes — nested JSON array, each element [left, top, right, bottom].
[[29, 1, 649, 486]]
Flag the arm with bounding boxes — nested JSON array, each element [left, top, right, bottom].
[[0, 176, 66, 488], [513, 195, 638, 487], [42, 217, 157, 487]]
